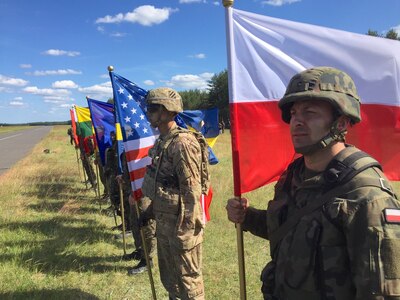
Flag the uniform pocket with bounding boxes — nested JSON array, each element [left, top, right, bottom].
[[284, 218, 321, 290], [153, 185, 180, 215], [370, 226, 400, 296]]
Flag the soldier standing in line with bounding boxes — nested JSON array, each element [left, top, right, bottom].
[[104, 132, 120, 212], [67, 127, 74, 145], [226, 67, 400, 299], [139, 87, 209, 299], [126, 194, 156, 275], [114, 151, 132, 239], [79, 135, 97, 189], [94, 149, 108, 199]]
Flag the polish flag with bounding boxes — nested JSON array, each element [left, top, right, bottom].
[[225, 8, 400, 195]]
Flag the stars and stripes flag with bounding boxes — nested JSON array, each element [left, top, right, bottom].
[[109, 71, 159, 200], [226, 7, 400, 195]]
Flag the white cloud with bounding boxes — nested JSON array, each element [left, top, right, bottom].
[[110, 32, 127, 37], [392, 25, 400, 35], [97, 26, 105, 33], [28, 69, 82, 76], [52, 80, 78, 89], [261, 0, 301, 6], [78, 82, 113, 98], [213, 1, 220, 5], [43, 95, 73, 103], [9, 101, 24, 106], [96, 5, 178, 26], [23, 86, 71, 96], [163, 72, 214, 90], [0, 74, 28, 86], [179, 0, 206, 3], [20, 64, 32, 69], [189, 53, 206, 59], [42, 49, 81, 57], [59, 103, 72, 108], [144, 80, 155, 86]]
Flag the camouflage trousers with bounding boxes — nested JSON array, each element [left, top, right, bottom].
[[156, 215, 204, 300], [129, 202, 156, 259]]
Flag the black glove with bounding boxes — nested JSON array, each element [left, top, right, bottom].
[[137, 213, 149, 228]]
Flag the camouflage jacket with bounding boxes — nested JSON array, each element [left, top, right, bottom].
[[142, 123, 204, 249], [104, 142, 118, 177], [242, 146, 400, 300]]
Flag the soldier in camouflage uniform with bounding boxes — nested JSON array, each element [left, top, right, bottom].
[[140, 87, 207, 299], [226, 67, 400, 300], [126, 195, 156, 274], [104, 132, 119, 212]]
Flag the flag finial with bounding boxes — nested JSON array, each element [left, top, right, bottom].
[[108, 65, 114, 72], [223, 0, 233, 7]]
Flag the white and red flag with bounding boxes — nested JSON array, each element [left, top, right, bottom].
[[226, 8, 400, 195]]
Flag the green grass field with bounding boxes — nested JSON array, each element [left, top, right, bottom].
[[0, 126, 273, 300], [0, 126, 32, 134], [0, 126, 399, 300]]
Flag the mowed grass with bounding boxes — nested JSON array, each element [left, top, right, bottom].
[[0, 126, 272, 300], [0, 126, 399, 300]]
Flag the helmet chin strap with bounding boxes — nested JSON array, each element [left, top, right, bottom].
[[294, 120, 347, 155]]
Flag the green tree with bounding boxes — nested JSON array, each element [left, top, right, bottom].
[[385, 29, 400, 40], [367, 28, 400, 41], [367, 29, 380, 37], [207, 70, 229, 124], [180, 89, 210, 110]]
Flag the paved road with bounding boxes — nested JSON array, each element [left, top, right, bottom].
[[0, 126, 53, 176]]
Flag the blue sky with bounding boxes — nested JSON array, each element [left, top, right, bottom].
[[1, 0, 399, 124]]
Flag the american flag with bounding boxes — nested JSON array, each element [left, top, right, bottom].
[[109, 72, 159, 200]]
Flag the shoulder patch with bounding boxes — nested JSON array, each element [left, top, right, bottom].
[[384, 208, 400, 223]]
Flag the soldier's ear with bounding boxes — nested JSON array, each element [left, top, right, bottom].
[[337, 115, 350, 131]]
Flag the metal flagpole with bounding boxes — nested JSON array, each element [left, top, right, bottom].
[[223, 1, 247, 299], [82, 153, 88, 189], [95, 161, 102, 210], [75, 147, 82, 181], [118, 181, 127, 255], [134, 200, 157, 300]]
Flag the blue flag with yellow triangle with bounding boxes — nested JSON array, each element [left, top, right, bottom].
[[176, 108, 220, 165]]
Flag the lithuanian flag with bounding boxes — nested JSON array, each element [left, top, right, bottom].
[[75, 105, 94, 138]]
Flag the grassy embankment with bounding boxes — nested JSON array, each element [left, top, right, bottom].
[[0, 126, 272, 300], [0, 126, 32, 134]]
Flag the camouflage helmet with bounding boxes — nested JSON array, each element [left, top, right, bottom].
[[279, 67, 361, 124], [146, 87, 183, 113]]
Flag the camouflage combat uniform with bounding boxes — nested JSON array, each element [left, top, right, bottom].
[[95, 150, 108, 196], [142, 124, 205, 300], [105, 142, 119, 210], [79, 136, 96, 187], [242, 146, 400, 299]]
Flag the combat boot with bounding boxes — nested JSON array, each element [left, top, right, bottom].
[[122, 250, 141, 261], [127, 258, 153, 275]]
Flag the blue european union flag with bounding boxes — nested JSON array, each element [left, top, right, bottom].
[[87, 98, 115, 166], [176, 108, 220, 165]]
